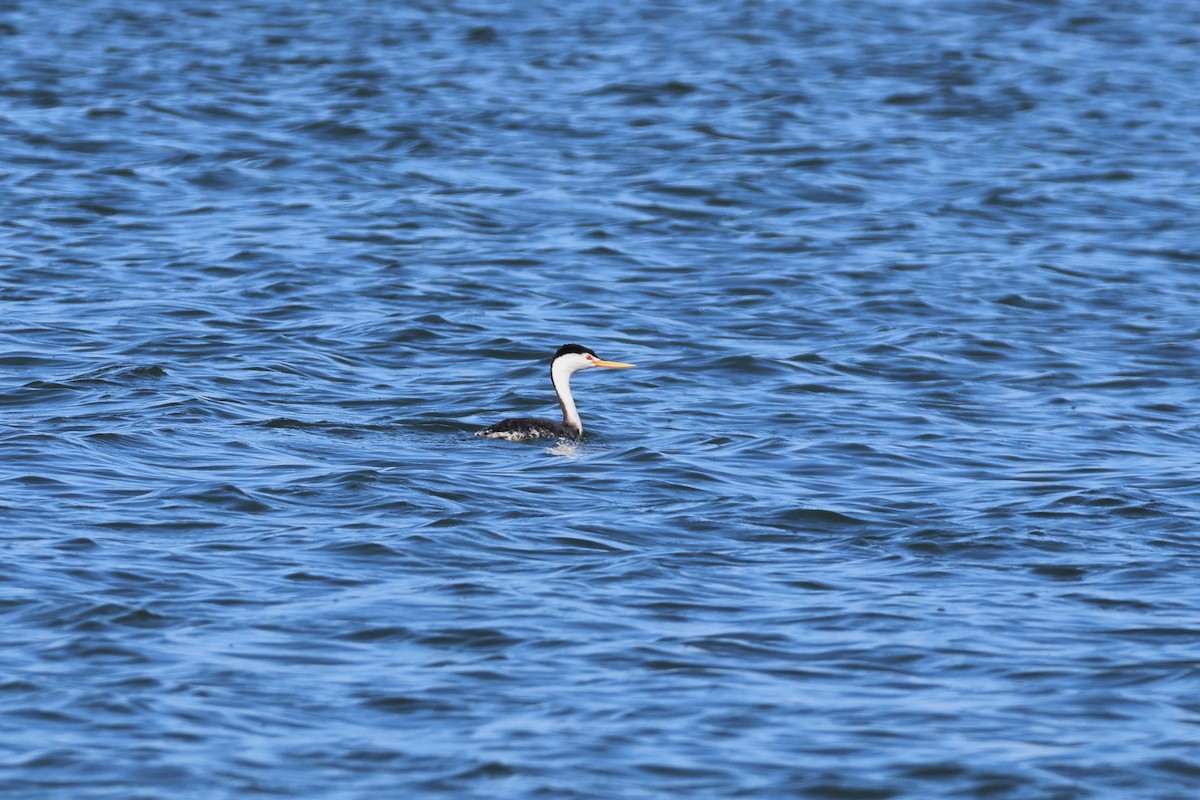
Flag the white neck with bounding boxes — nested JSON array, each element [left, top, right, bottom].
[[551, 358, 582, 433]]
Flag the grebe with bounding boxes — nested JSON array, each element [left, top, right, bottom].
[[475, 343, 635, 441]]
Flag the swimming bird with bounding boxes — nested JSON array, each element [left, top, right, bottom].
[[475, 343, 635, 441]]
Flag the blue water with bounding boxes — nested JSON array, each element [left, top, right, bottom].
[[4, 1, 1200, 797]]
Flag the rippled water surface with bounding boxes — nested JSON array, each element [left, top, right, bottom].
[[4, 1, 1200, 797]]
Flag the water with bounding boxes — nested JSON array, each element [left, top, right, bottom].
[[3, 0, 1200, 797]]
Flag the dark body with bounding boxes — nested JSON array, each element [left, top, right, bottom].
[[475, 417, 579, 442]]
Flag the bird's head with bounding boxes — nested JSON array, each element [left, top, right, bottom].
[[553, 343, 636, 374]]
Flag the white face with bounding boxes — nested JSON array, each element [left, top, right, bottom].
[[560, 352, 598, 373]]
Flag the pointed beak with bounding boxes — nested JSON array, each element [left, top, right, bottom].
[[593, 359, 635, 369]]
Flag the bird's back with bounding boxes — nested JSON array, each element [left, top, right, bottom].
[[475, 417, 578, 442]]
